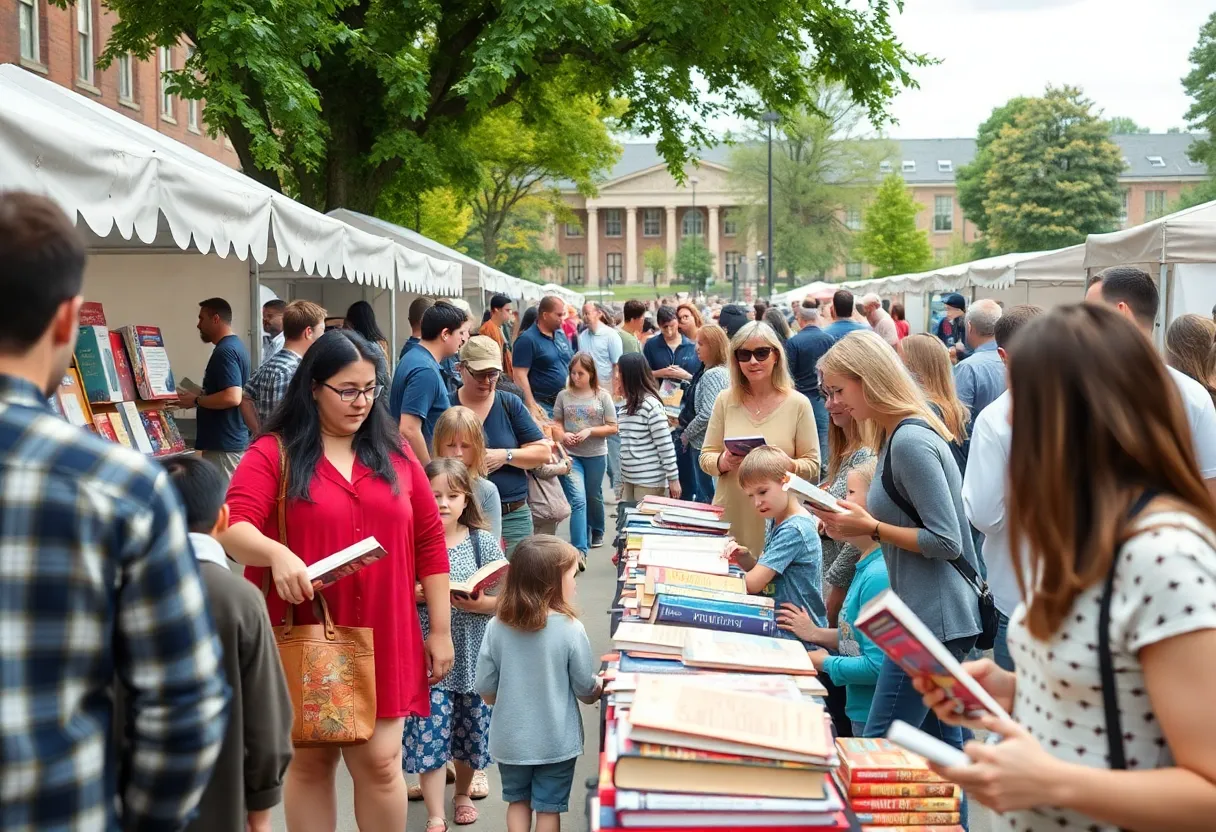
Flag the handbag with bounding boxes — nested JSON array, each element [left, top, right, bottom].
[[527, 445, 572, 525], [880, 419, 999, 651], [267, 437, 376, 747]]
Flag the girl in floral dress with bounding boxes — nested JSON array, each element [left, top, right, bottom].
[[405, 458, 505, 829]]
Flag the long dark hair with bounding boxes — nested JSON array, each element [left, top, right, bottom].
[[520, 305, 538, 333], [263, 330, 403, 500], [344, 300, 387, 345], [763, 307, 791, 343], [618, 352, 661, 416]]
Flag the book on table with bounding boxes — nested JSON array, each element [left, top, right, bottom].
[[854, 589, 1011, 719], [644, 568, 746, 596], [782, 473, 847, 514], [612, 622, 691, 656], [835, 738, 948, 785], [646, 582, 774, 610], [680, 627, 817, 676], [637, 548, 729, 575], [637, 496, 725, 516], [651, 595, 776, 637], [724, 435, 766, 456], [308, 537, 387, 589], [630, 534, 733, 553], [652, 511, 732, 534], [449, 560, 508, 598]]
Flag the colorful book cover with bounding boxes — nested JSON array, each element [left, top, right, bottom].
[[93, 415, 118, 442], [657, 594, 775, 619], [55, 368, 93, 428], [836, 738, 944, 784], [850, 797, 961, 812], [120, 325, 177, 400], [109, 331, 138, 401], [106, 413, 133, 448], [118, 402, 154, 454], [655, 603, 775, 636], [158, 412, 187, 451], [848, 783, 960, 798], [680, 628, 816, 676], [75, 326, 124, 403], [79, 301, 107, 327], [140, 412, 167, 454], [649, 583, 775, 609], [855, 812, 961, 826]]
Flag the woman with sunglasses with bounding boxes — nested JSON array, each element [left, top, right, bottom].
[[699, 321, 821, 558], [454, 335, 553, 556], [222, 330, 454, 832]]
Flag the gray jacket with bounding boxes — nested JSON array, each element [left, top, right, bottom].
[[868, 420, 982, 643]]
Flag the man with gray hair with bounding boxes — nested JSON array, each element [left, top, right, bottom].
[[953, 297, 1005, 421], [860, 292, 898, 346]]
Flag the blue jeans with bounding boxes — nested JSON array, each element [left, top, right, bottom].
[[864, 635, 976, 830], [691, 447, 716, 504], [673, 429, 696, 501], [810, 393, 829, 466], [559, 472, 588, 553], [568, 455, 607, 547], [606, 433, 621, 489], [992, 611, 1014, 672], [501, 504, 534, 559]]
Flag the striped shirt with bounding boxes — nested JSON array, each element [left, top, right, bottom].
[[618, 395, 679, 486]]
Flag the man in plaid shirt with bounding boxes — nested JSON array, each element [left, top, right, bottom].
[[241, 300, 326, 434], [0, 193, 230, 830]]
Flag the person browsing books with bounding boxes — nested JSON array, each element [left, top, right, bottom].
[[681, 324, 731, 503], [616, 353, 681, 502], [475, 536, 602, 832], [698, 321, 820, 558], [241, 300, 326, 435], [405, 459, 506, 828], [915, 305, 1216, 832], [162, 456, 294, 832], [553, 353, 618, 561], [390, 301, 470, 465], [181, 297, 251, 480], [731, 446, 827, 639], [813, 330, 981, 760], [778, 458, 889, 736], [221, 329, 454, 832], [434, 406, 503, 545]]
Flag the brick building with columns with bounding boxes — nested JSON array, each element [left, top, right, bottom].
[[550, 134, 1208, 288]]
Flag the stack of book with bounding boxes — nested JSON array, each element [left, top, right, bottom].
[[835, 739, 963, 831], [620, 497, 731, 540]]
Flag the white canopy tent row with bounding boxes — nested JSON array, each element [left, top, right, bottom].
[[0, 64, 463, 384]]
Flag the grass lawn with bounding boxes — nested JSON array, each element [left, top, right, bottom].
[[589, 283, 693, 301]]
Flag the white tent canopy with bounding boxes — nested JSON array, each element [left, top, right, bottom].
[[541, 284, 585, 307], [1084, 199, 1216, 269], [0, 65, 460, 295], [840, 245, 1087, 297], [773, 281, 837, 307]]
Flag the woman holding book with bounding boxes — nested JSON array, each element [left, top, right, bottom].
[[699, 321, 819, 558], [915, 305, 1216, 832], [222, 330, 453, 832], [812, 331, 980, 756]]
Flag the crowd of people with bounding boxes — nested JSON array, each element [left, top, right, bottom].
[[6, 186, 1216, 832]]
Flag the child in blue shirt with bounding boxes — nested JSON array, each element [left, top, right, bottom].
[[777, 459, 889, 734], [734, 445, 827, 637]]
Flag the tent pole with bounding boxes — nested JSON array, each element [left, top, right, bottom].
[[1157, 263, 1171, 351], [389, 281, 398, 373], [250, 260, 263, 366]]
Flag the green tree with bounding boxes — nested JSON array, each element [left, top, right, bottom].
[[856, 175, 932, 278], [979, 86, 1124, 254], [379, 186, 472, 248], [1181, 12, 1216, 206], [956, 96, 1031, 246], [643, 247, 668, 287], [462, 196, 557, 281], [673, 239, 715, 293], [729, 86, 894, 288], [83, 0, 929, 215], [1106, 116, 1150, 134]]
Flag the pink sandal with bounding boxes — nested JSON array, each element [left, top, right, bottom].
[[453, 795, 478, 826]]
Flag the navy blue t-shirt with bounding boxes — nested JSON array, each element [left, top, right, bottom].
[[643, 334, 702, 376], [484, 391, 545, 503], [389, 344, 450, 447], [197, 334, 251, 452], [513, 326, 572, 405], [785, 325, 837, 400]]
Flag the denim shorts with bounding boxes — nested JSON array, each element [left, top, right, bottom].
[[401, 689, 493, 774], [498, 757, 578, 813]]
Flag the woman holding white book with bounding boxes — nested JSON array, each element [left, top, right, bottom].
[[914, 305, 1216, 832]]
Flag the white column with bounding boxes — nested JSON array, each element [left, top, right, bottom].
[[707, 205, 720, 281], [586, 207, 599, 287], [625, 206, 638, 285], [665, 205, 677, 285]]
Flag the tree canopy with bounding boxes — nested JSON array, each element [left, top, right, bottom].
[[673, 238, 715, 293], [856, 175, 931, 278], [1180, 11, 1216, 210], [1106, 116, 1150, 134], [956, 96, 1029, 244], [82, 0, 930, 215]]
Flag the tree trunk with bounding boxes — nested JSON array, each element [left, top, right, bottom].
[[482, 220, 498, 267]]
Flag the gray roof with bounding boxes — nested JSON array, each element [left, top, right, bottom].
[[579, 133, 1207, 190]]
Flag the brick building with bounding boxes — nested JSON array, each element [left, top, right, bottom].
[[550, 134, 1209, 288], [4, 0, 238, 166]]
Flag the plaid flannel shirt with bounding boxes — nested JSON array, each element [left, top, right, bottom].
[[0, 375, 230, 831], [243, 348, 301, 427]]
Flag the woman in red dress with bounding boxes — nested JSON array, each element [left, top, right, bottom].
[[222, 330, 454, 832]]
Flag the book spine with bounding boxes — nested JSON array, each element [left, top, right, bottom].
[[647, 568, 745, 594], [656, 596, 774, 619], [854, 812, 960, 825], [848, 783, 959, 797], [655, 600, 775, 636], [844, 769, 945, 783], [612, 791, 826, 813], [93, 415, 118, 442], [653, 583, 775, 608], [850, 797, 960, 812], [109, 331, 138, 401]]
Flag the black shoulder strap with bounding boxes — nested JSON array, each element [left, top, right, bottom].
[[1100, 489, 1160, 772]]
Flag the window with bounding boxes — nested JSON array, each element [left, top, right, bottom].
[[1147, 155, 1166, 168], [682, 208, 704, 237], [937, 160, 953, 173], [1145, 190, 1167, 220], [18, 0, 38, 63], [643, 208, 661, 237], [933, 195, 954, 232], [186, 46, 199, 131], [902, 160, 916, 174], [76, 0, 93, 83], [159, 47, 174, 119], [845, 207, 862, 231], [566, 253, 585, 285], [879, 161, 893, 174], [565, 221, 583, 238], [606, 253, 623, 284], [603, 209, 622, 238], [724, 251, 741, 281], [1120, 189, 1130, 225], [117, 54, 134, 101], [846, 262, 863, 279], [723, 211, 738, 236]]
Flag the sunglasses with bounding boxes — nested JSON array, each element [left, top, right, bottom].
[[734, 347, 777, 364], [462, 366, 501, 383]]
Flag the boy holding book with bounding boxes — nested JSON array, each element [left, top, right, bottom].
[[733, 445, 827, 639], [162, 457, 294, 832]]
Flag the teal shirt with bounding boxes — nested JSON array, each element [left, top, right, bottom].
[[821, 548, 890, 722]]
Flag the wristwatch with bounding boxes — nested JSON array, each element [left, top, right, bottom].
[[505, 450, 514, 464]]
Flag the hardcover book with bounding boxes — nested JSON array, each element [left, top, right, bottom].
[[612, 622, 690, 656], [647, 583, 775, 609], [847, 783, 960, 798], [644, 568, 746, 596], [119, 325, 177, 400], [140, 412, 169, 455], [850, 797, 960, 812], [308, 537, 387, 589], [158, 412, 187, 452], [836, 738, 945, 784], [637, 496, 725, 516], [118, 402, 154, 454], [54, 368, 93, 429], [106, 413, 133, 448], [109, 331, 138, 401], [782, 472, 847, 514], [450, 560, 508, 598], [653, 596, 776, 637], [680, 627, 816, 676], [93, 415, 118, 442], [724, 435, 766, 456], [855, 812, 961, 826], [75, 326, 124, 403], [637, 549, 729, 575]]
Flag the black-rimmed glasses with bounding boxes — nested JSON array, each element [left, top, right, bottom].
[[323, 383, 383, 403]]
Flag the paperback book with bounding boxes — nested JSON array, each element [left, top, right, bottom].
[[724, 435, 766, 456], [450, 560, 509, 598], [652, 595, 776, 637], [680, 627, 817, 676], [119, 325, 177, 400], [75, 325, 124, 403], [782, 473, 846, 514]]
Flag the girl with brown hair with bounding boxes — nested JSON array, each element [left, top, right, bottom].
[[1167, 313, 1216, 406], [917, 304, 1216, 831]]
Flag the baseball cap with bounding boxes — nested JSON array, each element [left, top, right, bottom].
[[718, 304, 751, 338], [459, 336, 502, 372], [942, 293, 967, 311]]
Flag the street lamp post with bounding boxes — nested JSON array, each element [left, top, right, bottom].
[[761, 111, 780, 300], [689, 175, 700, 292]]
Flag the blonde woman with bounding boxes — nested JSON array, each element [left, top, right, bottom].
[[899, 333, 970, 473], [699, 321, 820, 557], [434, 407, 503, 545], [1167, 313, 1216, 407], [813, 331, 980, 761]]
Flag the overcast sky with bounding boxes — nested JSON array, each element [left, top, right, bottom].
[[885, 0, 1211, 137]]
